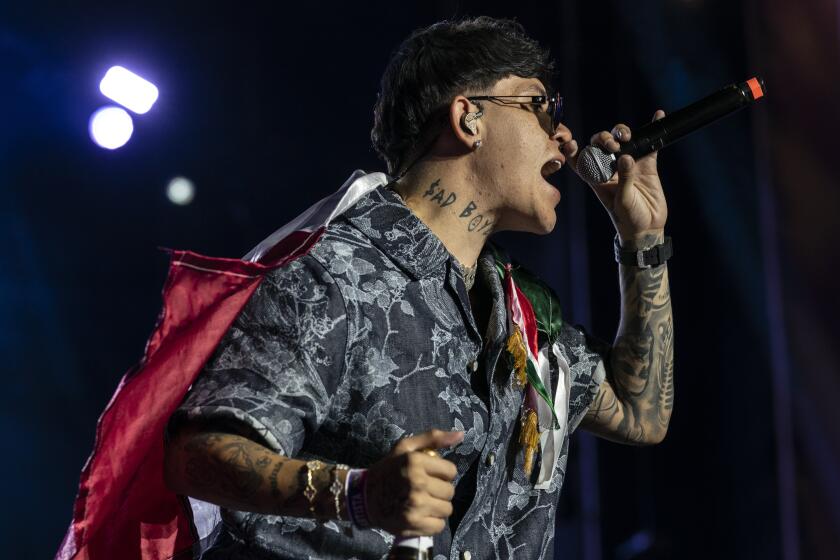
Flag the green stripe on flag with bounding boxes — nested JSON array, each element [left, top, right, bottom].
[[526, 360, 560, 429]]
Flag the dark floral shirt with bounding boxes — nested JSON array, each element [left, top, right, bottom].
[[171, 185, 605, 560]]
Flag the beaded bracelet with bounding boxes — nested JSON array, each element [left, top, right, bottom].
[[345, 468, 371, 528]]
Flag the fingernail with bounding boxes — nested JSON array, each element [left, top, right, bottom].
[[612, 128, 623, 140]]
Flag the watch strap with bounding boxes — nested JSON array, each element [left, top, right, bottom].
[[614, 235, 672, 268]]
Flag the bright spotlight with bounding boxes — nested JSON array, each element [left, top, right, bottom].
[[99, 66, 159, 114], [89, 106, 134, 150], [167, 177, 195, 205]]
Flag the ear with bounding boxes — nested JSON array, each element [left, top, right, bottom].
[[447, 95, 482, 150]]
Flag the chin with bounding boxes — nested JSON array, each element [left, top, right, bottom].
[[530, 195, 559, 234], [498, 184, 560, 234], [532, 211, 557, 235], [505, 208, 557, 235]]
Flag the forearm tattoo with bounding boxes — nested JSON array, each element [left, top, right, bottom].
[[184, 433, 273, 501], [587, 231, 674, 444], [179, 431, 334, 516]]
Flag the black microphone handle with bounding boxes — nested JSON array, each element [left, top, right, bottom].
[[576, 77, 766, 185], [619, 78, 765, 160]]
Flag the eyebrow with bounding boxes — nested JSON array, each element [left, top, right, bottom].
[[516, 84, 547, 97]]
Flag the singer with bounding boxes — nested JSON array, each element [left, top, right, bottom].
[[163, 16, 674, 559]]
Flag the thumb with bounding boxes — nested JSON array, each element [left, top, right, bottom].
[[393, 429, 465, 455]]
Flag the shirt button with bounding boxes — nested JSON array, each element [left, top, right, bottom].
[[486, 452, 496, 466], [461, 551, 472, 560], [469, 360, 479, 372]]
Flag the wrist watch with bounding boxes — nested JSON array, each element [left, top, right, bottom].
[[614, 234, 673, 268]]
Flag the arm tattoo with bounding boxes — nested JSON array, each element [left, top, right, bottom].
[[586, 231, 674, 444], [173, 430, 342, 517], [269, 460, 285, 499], [184, 433, 274, 501]]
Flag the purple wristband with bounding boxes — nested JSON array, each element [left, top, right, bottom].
[[345, 468, 371, 528]]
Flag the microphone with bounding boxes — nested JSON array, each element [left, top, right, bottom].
[[576, 77, 767, 185], [387, 536, 434, 559]]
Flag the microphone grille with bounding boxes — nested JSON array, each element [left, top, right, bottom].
[[577, 145, 616, 185]]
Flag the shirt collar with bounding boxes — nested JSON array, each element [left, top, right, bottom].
[[476, 245, 508, 346], [343, 186, 452, 280]]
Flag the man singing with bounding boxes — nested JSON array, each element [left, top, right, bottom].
[[163, 15, 674, 559]]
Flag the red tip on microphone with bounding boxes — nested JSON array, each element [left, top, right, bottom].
[[746, 77, 765, 100]]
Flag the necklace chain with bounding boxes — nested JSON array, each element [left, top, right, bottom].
[[461, 261, 477, 291]]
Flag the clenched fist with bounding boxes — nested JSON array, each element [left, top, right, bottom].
[[366, 429, 464, 537]]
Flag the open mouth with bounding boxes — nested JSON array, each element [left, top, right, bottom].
[[541, 159, 564, 179]]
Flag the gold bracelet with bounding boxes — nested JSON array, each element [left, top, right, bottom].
[[330, 464, 349, 520], [303, 460, 325, 517]]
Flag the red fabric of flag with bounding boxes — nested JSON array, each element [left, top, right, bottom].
[[57, 230, 323, 560]]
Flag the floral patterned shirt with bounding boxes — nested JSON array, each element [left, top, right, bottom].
[[171, 185, 606, 559]]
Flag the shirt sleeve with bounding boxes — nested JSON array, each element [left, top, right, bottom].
[[168, 255, 348, 456], [554, 322, 608, 434]]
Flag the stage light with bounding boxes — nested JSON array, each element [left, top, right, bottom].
[[89, 106, 134, 150], [167, 177, 195, 205], [99, 66, 159, 114]]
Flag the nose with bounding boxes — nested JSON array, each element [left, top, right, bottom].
[[551, 123, 573, 144]]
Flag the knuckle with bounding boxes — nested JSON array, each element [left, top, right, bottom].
[[406, 459, 424, 479], [446, 462, 458, 479], [407, 491, 423, 510], [409, 473, 427, 491]]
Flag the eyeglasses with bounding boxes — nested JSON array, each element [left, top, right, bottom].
[[467, 92, 564, 134]]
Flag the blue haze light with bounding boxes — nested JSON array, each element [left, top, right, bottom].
[[99, 66, 159, 114], [89, 106, 134, 149]]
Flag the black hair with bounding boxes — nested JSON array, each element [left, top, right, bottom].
[[371, 16, 555, 175]]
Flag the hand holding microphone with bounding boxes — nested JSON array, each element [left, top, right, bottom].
[[364, 429, 462, 538], [569, 77, 766, 241], [576, 77, 767, 185], [569, 110, 670, 241]]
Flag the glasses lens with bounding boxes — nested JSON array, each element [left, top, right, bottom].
[[531, 96, 551, 134], [550, 94, 564, 128]]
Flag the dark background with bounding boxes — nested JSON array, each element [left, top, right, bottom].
[[2, 1, 837, 558]]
